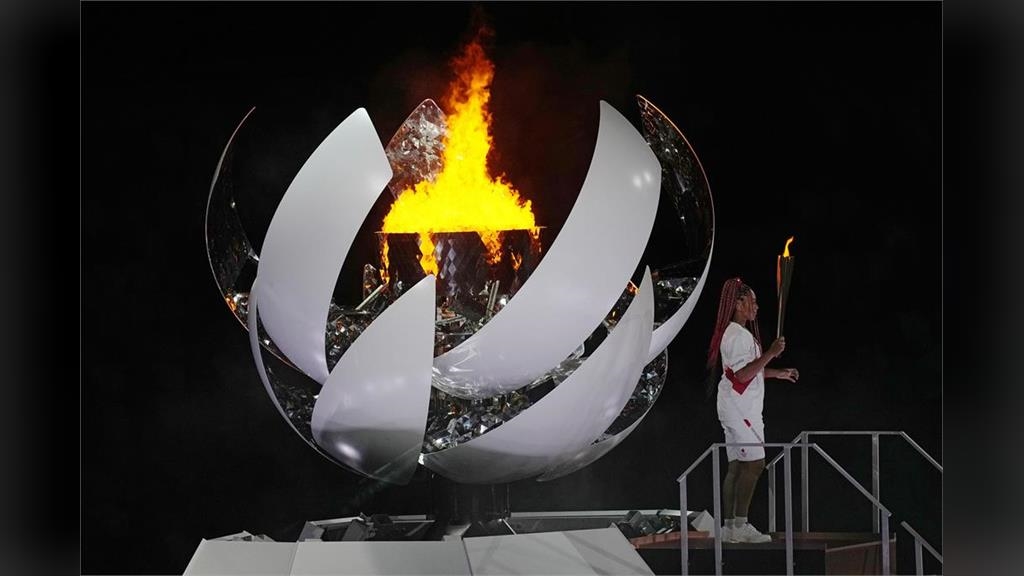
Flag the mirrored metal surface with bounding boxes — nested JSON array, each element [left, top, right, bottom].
[[383, 99, 447, 200], [204, 106, 260, 329], [637, 95, 715, 361], [204, 108, 383, 373]]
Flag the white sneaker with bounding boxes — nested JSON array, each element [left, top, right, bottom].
[[714, 526, 734, 541], [731, 522, 771, 543]]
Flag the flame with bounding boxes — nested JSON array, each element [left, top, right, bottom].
[[782, 236, 795, 257], [510, 251, 523, 272], [381, 35, 537, 275], [380, 236, 390, 284], [418, 232, 439, 276]]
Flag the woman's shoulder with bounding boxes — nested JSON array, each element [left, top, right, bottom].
[[724, 322, 752, 339], [721, 322, 753, 348]]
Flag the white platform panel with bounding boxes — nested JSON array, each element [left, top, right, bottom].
[[183, 540, 298, 576], [290, 540, 472, 575], [562, 527, 655, 576], [464, 527, 653, 576]]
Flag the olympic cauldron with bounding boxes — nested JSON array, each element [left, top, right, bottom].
[[205, 96, 714, 484]]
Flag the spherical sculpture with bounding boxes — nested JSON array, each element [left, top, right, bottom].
[[205, 95, 714, 484]]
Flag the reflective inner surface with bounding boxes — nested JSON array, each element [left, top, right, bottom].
[[421, 349, 666, 454], [638, 94, 714, 319], [379, 230, 543, 360], [383, 99, 448, 201], [594, 350, 668, 442], [204, 107, 261, 329]]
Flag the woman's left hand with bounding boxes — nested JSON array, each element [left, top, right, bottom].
[[778, 368, 799, 382]]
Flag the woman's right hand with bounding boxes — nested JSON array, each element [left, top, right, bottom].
[[768, 336, 786, 358]]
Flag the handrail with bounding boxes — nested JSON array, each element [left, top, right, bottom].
[[766, 430, 941, 471], [901, 521, 943, 576], [678, 435, 943, 576], [677, 446, 714, 481], [766, 432, 802, 467], [678, 440, 903, 576], [899, 431, 943, 472], [810, 444, 891, 515], [766, 430, 941, 535]]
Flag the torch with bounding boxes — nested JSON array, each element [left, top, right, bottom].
[[776, 236, 795, 339]]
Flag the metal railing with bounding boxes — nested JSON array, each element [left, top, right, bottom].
[[901, 521, 943, 575], [677, 441, 898, 576], [765, 431, 941, 535]]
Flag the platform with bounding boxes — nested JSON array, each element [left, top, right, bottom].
[[632, 531, 897, 575]]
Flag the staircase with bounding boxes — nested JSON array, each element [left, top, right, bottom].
[[669, 431, 942, 575]]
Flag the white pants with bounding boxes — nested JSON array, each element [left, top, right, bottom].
[[721, 418, 765, 462]]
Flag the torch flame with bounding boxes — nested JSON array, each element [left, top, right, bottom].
[[782, 236, 795, 257], [381, 35, 537, 274]]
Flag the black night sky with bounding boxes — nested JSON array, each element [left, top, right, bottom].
[[82, 3, 941, 574]]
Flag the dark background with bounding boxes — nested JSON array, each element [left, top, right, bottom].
[[81, 2, 941, 574]]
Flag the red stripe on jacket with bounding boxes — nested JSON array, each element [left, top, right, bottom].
[[724, 367, 754, 395]]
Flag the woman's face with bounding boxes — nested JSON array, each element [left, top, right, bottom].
[[736, 289, 758, 322]]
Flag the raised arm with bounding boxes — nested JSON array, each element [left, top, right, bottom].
[[732, 337, 786, 383]]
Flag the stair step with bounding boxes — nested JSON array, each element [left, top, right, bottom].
[[633, 531, 897, 575], [632, 530, 887, 550]]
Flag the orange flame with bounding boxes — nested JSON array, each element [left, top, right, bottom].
[[380, 235, 391, 285], [782, 236, 795, 257], [381, 35, 537, 275]]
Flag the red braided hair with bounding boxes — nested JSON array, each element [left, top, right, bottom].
[[706, 277, 762, 373]]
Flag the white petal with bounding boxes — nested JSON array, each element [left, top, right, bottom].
[[254, 108, 393, 384], [422, 269, 655, 483], [432, 101, 661, 395], [310, 275, 436, 484]]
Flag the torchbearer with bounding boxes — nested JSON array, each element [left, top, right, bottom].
[[777, 236, 794, 339], [706, 277, 800, 544]]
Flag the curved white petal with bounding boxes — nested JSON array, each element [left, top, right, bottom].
[[422, 269, 655, 484], [253, 109, 393, 384], [310, 275, 435, 484], [536, 406, 651, 483], [432, 101, 661, 394], [247, 286, 325, 454], [646, 242, 713, 364]]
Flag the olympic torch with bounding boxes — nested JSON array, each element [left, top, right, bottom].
[[776, 236, 795, 338]]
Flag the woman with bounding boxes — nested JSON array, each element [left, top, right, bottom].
[[707, 277, 799, 543]]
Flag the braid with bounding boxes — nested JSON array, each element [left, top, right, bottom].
[[706, 277, 744, 372], [749, 313, 762, 351]]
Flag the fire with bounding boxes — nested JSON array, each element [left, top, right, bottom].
[[782, 236, 795, 257], [381, 35, 537, 274]]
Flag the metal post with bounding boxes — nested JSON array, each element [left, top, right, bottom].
[[872, 433, 881, 533], [768, 463, 776, 532], [680, 476, 689, 576], [784, 446, 794, 576], [712, 446, 723, 576], [881, 511, 890, 576], [801, 432, 809, 532], [914, 538, 924, 576]]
